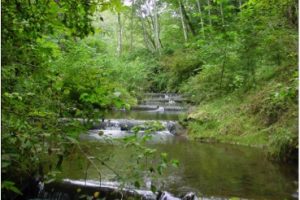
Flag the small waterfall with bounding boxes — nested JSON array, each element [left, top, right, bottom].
[[79, 118, 182, 142], [133, 93, 187, 112]]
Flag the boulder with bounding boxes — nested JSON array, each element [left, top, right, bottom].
[[182, 192, 198, 200]]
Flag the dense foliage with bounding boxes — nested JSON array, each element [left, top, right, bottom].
[[1, 0, 298, 198], [1, 0, 137, 197]]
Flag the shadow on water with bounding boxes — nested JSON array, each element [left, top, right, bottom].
[[59, 139, 298, 200], [154, 141, 298, 200]]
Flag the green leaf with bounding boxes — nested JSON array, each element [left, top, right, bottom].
[[171, 159, 180, 168], [2, 181, 23, 195], [149, 167, 155, 173], [1, 161, 10, 168], [150, 184, 157, 193], [45, 178, 55, 184], [65, 136, 79, 144], [160, 152, 168, 162], [134, 181, 140, 188]]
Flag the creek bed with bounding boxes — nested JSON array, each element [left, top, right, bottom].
[[51, 94, 298, 200], [58, 139, 298, 200]]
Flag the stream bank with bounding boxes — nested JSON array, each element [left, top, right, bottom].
[[184, 87, 298, 163], [27, 93, 297, 200]]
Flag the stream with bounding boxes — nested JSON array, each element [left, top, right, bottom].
[[34, 93, 298, 200]]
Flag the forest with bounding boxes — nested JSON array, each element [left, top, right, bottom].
[[1, 0, 298, 199]]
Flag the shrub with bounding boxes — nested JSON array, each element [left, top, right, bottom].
[[268, 128, 298, 162]]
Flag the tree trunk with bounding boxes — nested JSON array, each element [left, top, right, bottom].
[[239, 0, 242, 9], [196, 0, 205, 38], [141, 18, 148, 49], [147, 15, 155, 32], [220, 2, 225, 26], [130, 0, 135, 50], [207, 0, 212, 26], [219, 47, 227, 90], [141, 17, 155, 52], [117, 12, 122, 57], [153, 0, 161, 54], [144, 16, 157, 50], [158, 14, 163, 48], [179, 0, 188, 42], [181, 1, 196, 35]]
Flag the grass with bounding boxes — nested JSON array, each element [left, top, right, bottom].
[[185, 67, 298, 162], [187, 96, 268, 147]]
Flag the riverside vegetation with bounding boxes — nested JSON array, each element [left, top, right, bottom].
[[1, 0, 298, 199]]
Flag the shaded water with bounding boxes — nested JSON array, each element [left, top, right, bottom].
[[59, 139, 297, 200]]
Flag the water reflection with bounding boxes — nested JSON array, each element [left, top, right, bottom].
[[60, 140, 298, 200], [155, 141, 297, 200]]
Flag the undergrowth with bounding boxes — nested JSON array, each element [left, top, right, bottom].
[[185, 65, 298, 162]]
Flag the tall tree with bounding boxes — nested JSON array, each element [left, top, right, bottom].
[[207, 0, 212, 26], [130, 0, 135, 50], [140, 16, 156, 52], [153, 0, 162, 53], [181, 1, 196, 35], [196, 0, 205, 38], [219, 1, 225, 25], [117, 12, 123, 56], [179, 0, 188, 41]]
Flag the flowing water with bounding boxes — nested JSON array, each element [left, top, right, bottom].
[[43, 93, 298, 200]]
